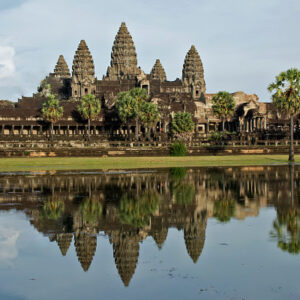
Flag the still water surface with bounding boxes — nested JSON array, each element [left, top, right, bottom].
[[0, 166, 299, 300]]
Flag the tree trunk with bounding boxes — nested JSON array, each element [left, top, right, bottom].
[[290, 163, 295, 207], [51, 122, 54, 141], [222, 120, 225, 132], [127, 122, 130, 141], [88, 118, 91, 141], [135, 118, 139, 141], [147, 126, 151, 141], [289, 115, 295, 162]]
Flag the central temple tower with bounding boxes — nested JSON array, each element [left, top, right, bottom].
[[71, 40, 96, 99], [105, 22, 142, 81]]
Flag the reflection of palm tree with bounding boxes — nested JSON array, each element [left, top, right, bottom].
[[80, 198, 103, 224], [213, 197, 235, 223], [170, 167, 195, 206], [118, 191, 160, 228], [270, 209, 300, 254], [174, 183, 195, 206], [42, 198, 65, 220], [170, 167, 187, 181]]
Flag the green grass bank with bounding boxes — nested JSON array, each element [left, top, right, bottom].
[[0, 154, 298, 172]]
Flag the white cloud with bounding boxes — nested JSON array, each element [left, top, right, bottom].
[[0, 226, 20, 263], [0, 46, 15, 79]]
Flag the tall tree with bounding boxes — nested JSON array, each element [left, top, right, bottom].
[[77, 94, 101, 140], [212, 91, 235, 131], [41, 94, 63, 140], [115, 91, 138, 141], [140, 102, 160, 140], [268, 68, 300, 162], [129, 88, 148, 140], [172, 112, 194, 141]]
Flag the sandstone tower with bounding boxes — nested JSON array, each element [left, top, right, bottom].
[[56, 233, 73, 256], [71, 40, 96, 99], [74, 231, 97, 272], [54, 55, 70, 78], [150, 59, 167, 81], [105, 22, 141, 81], [182, 45, 206, 100]]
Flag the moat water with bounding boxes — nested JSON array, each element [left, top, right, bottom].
[[0, 166, 299, 300]]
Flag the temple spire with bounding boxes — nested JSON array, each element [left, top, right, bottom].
[[54, 55, 70, 78], [150, 59, 167, 81], [182, 45, 206, 99], [105, 22, 141, 80], [74, 232, 97, 272], [71, 40, 96, 98]]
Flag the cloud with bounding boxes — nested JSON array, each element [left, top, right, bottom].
[[0, 226, 20, 263], [0, 46, 15, 79]]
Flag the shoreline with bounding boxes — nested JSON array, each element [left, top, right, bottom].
[[0, 154, 298, 172]]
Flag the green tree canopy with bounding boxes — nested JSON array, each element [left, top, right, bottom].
[[212, 91, 235, 131], [172, 112, 194, 134], [129, 88, 148, 140], [118, 191, 161, 228], [80, 198, 103, 224], [270, 209, 300, 254], [41, 94, 63, 138], [213, 196, 235, 223], [115, 91, 139, 140], [140, 101, 160, 140], [268, 68, 300, 162], [77, 94, 101, 140]]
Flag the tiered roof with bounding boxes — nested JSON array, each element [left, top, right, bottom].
[[74, 232, 97, 272], [150, 59, 167, 81], [152, 228, 168, 249], [113, 234, 139, 286], [56, 233, 73, 256], [54, 55, 70, 78], [182, 45, 206, 92], [106, 22, 141, 80], [72, 40, 95, 81], [184, 221, 206, 263]]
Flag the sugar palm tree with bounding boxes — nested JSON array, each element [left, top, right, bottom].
[[115, 91, 138, 141], [77, 94, 101, 140], [129, 88, 148, 140], [268, 68, 300, 162], [41, 94, 63, 140], [212, 91, 235, 131], [140, 101, 159, 140]]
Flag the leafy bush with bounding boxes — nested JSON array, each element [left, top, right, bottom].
[[209, 131, 223, 144], [170, 141, 187, 156]]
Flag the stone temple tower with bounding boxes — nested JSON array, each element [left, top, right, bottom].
[[54, 55, 70, 78], [150, 59, 167, 81], [182, 45, 206, 100], [105, 22, 142, 81], [71, 40, 96, 99]]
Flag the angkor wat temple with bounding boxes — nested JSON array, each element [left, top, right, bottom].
[[0, 167, 298, 286], [0, 22, 294, 145]]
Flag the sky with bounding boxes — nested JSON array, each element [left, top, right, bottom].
[[0, 0, 299, 102]]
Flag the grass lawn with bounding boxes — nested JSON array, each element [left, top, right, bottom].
[[0, 154, 298, 172]]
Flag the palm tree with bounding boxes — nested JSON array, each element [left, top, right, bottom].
[[212, 91, 235, 131], [268, 68, 300, 162], [129, 88, 148, 140], [140, 101, 160, 140], [115, 91, 138, 141], [77, 94, 101, 140], [41, 94, 63, 140]]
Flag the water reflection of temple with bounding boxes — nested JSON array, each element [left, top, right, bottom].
[[0, 166, 299, 286]]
